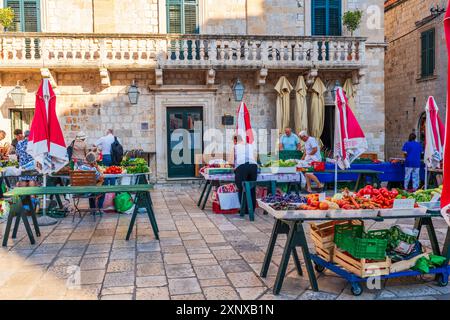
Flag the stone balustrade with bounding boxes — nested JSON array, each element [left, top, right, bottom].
[[0, 33, 366, 71]]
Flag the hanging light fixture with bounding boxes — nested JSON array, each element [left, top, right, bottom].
[[9, 81, 26, 107], [127, 80, 140, 105], [232, 78, 245, 102]]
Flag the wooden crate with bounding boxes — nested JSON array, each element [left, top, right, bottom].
[[390, 252, 430, 273], [333, 247, 391, 278], [310, 220, 362, 262]]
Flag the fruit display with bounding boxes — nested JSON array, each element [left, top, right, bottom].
[[120, 158, 150, 174], [355, 186, 403, 209], [103, 166, 123, 174], [261, 193, 307, 204], [0, 160, 18, 168]]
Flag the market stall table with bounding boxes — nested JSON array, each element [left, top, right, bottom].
[[257, 200, 450, 295], [197, 172, 303, 215], [2, 184, 158, 247]]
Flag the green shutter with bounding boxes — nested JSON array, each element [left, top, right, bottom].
[[184, 1, 198, 34], [312, 0, 341, 36], [167, 0, 198, 34], [5, 0, 40, 32], [23, 0, 39, 32], [5, 0, 21, 31], [328, 0, 341, 36], [428, 29, 435, 76], [421, 29, 435, 77]]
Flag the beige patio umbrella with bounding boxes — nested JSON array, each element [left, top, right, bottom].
[[294, 75, 308, 134], [274, 76, 293, 131], [309, 77, 327, 144], [343, 78, 356, 111]]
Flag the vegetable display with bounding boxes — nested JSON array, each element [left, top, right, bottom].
[[103, 166, 123, 174], [261, 160, 297, 168], [397, 186, 442, 203], [120, 158, 150, 174]]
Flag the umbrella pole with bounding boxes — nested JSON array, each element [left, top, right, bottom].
[[425, 166, 428, 190], [37, 173, 57, 226], [334, 161, 338, 195]]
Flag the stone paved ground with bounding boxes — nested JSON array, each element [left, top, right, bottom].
[[0, 186, 449, 300]]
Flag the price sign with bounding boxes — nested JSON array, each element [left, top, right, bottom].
[[393, 199, 415, 209], [431, 193, 441, 203], [319, 193, 326, 201]]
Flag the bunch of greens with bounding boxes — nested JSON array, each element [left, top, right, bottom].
[[121, 158, 149, 174], [261, 159, 297, 168], [397, 186, 442, 203]]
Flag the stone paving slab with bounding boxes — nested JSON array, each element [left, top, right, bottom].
[[0, 188, 449, 300]]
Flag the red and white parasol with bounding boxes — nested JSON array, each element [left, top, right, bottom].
[[424, 96, 445, 170], [334, 87, 368, 170], [27, 79, 68, 225], [27, 79, 68, 174], [441, 2, 450, 226], [236, 102, 254, 144]]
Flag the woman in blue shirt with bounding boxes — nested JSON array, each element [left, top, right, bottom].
[[402, 133, 423, 191]]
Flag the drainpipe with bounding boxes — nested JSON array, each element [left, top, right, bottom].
[[245, 0, 248, 35], [92, 0, 95, 33]]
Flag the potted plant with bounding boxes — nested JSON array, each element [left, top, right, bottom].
[[0, 7, 15, 32], [343, 10, 363, 36]]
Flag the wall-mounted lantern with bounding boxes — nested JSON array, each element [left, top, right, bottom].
[[10, 81, 26, 107], [232, 78, 245, 102], [127, 80, 140, 105]]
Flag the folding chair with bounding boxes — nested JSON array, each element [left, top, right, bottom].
[[69, 170, 103, 221]]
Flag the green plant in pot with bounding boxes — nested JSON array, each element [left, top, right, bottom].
[[343, 10, 363, 36], [0, 7, 15, 32]]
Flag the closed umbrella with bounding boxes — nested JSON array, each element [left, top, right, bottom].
[[310, 77, 326, 143], [441, 2, 450, 226], [343, 78, 356, 111], [333, 87, 368, 193], [274, 76, 293, 132], [236, 102, 254, 144], [294, 75, 308, 134], [27, 79, 68, 225], [424, 96, 445, 188]]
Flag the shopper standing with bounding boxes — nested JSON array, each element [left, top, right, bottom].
[[402, 133, 423, 191], [95, 129, 119, 166], [234, 135, 258, 215]]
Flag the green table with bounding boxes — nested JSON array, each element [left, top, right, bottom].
[[2, 184, 159, 247]]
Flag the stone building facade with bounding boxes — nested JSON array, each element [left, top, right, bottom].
[[385, 0, 448, 158], [0, 0, 386, 181]]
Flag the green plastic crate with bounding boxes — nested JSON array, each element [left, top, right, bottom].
[[350, 238, 388, 260], [279, 150, 303, 160], [334, 223, 364, 252], [365, 229, 390, 240], [334, 224, 388, 260]]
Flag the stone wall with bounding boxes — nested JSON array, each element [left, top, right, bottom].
[[385, 0, 447, 158], [1, 0, 384, 37]]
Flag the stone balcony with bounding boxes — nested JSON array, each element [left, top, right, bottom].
[[0, 33, 367, 85]]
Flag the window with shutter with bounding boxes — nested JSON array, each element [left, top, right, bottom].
[[312, 0, 341, 36], [4, 0, 40, 32], [166, 0, 198, 34], [421, 29, 435, 77]]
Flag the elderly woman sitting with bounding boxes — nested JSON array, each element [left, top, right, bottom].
[[77, 152, 105, 211]]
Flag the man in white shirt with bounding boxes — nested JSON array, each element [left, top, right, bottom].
[[233, 135, 258, 215], [299, 131, 324, 193], [299, 131, 322, 163], [95, 129, 119, 166]]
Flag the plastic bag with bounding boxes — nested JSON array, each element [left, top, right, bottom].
[[217, 192, 240, 210], [429, 255, 446, 267], [103, 193, 116, 211], [114, 193, 134, 213], [414, 257, 430, 274]]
